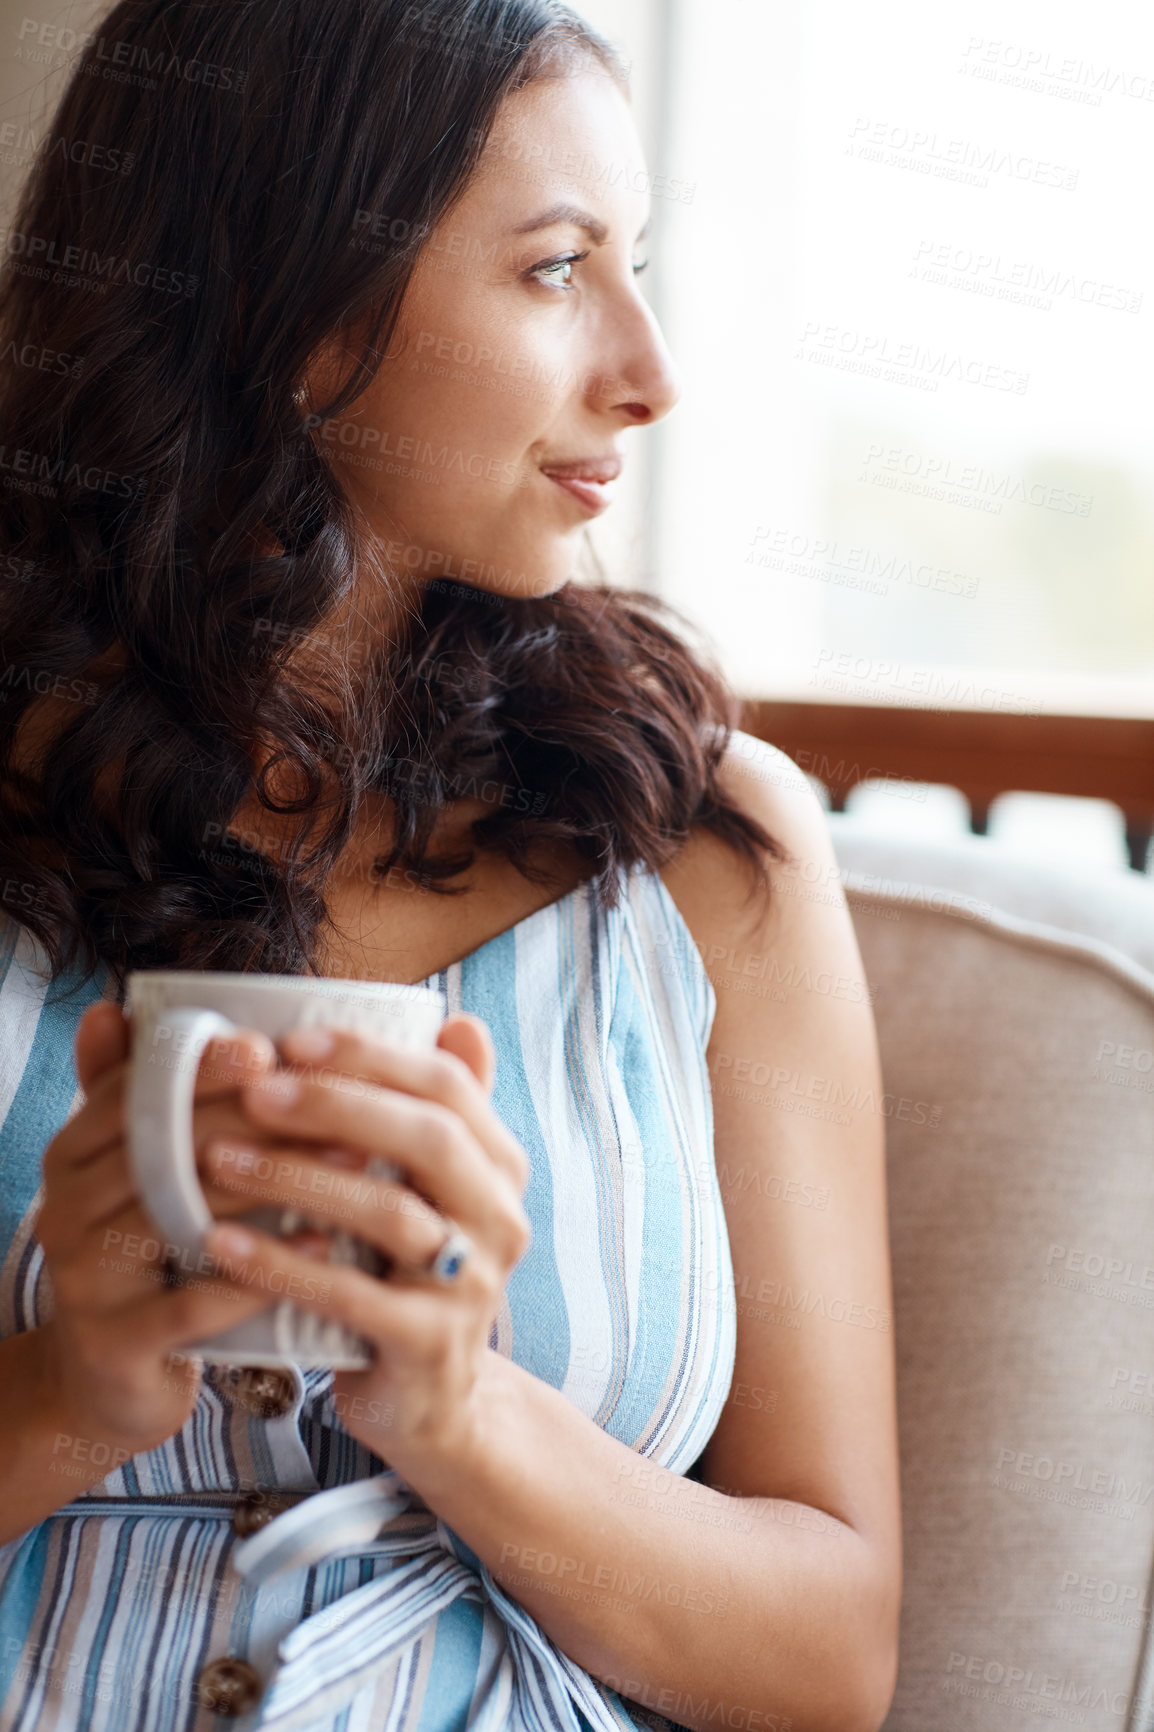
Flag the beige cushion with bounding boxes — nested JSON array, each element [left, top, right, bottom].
[[826, 817, 1154, 1731]]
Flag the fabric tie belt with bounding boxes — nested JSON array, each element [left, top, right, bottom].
[[65, 1475, 644, 1732]]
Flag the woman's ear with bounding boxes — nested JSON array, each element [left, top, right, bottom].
[[298, 317, 370, 419]]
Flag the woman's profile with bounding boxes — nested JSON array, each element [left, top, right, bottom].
[[0, 2, 901, 1729]]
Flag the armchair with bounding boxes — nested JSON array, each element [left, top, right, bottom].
[[826, 816, 1154, 1732]]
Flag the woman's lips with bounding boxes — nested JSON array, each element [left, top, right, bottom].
[[541, 471, 618, 515]]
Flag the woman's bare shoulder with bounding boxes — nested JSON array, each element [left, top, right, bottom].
[[658, 729, 842, 955]]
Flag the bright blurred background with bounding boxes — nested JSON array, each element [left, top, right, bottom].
[[582, 0, 1154, 872]]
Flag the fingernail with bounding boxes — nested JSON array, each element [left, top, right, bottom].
[[322, 1147, 362, 1170], [293, 1236, 331, 1261], [207, 1140, 256, 1168], [283, 1026, 335, 1060], [208, 1224, 256, 1257]]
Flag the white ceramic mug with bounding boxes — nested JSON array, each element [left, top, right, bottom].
[[124, 970, 445, 1369]]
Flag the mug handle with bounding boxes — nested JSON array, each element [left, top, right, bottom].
[[127, 1005, 239, 1258]]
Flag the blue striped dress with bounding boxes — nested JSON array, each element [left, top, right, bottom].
[[0, 858, 737, 1732]]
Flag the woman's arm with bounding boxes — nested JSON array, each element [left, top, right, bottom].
[[369, 733, 901, 1732], [396, 1343, 887, 1732]]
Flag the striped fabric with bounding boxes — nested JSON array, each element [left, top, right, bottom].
[[0, 858, 737, 1732]]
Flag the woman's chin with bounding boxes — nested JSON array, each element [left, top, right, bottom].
[[478, 566, 575, 605]]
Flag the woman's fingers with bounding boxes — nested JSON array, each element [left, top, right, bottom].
[[58, 1137, 310, 1256], [278, 1021, 525, 1181], [205, 1219, 472, 1332], [112, 1242, 337, 1356], [435, 1013, 496, 1094], [203, 1139, 454, 1267], [45, 1193, 178, 1311], [273, 1025, 529, 1184], [50, 1164, 343, 1316], [43, 1084, 323, 1256], [44, 1146, 166, 1257], [240, 1075, 527, 1257], [73, 1002, 129, 1097], [47, 1028, 280, 1173]]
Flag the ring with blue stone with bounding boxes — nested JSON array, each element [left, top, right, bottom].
[[424, 1220, 473, 1284]]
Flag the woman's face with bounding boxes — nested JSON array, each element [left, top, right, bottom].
[[311, 63, 681, 607]]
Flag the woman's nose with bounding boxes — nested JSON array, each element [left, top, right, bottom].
[[598, 307, 682, 427]]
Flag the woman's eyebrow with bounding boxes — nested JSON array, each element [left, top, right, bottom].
[[510, 202, 652, 246]]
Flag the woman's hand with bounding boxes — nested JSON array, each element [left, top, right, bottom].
[[199, 1015, 532, 1467], [33, 1002, 337, 1462]]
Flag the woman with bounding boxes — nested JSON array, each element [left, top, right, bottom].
[[0, 2, 901, 1729]]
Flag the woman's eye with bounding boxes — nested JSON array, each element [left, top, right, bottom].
[[531, 251, 588, 290], [527, 250, 650, 290]]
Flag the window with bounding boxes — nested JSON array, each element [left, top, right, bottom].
[[640, 1, 1154, 724]]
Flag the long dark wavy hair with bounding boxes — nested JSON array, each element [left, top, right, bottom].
[[0, 0, 783, 1002]]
